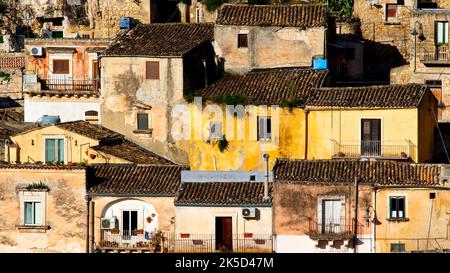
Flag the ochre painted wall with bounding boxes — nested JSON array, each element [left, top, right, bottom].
[[8, 125, 131, 164], [0, 167, 87, 253], [375, 187, 450, 252]]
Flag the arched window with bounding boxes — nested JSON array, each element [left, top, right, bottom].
[[85, 110, 98, 123]]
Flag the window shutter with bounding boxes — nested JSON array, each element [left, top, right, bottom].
[[386, 5, 397, 19], [146, 61, 159, 80], [238, 34, 248, 48], [137, 113, 149, 130], [53, 60, 69, 74], [57, 139, 64, 163], [34, 202, 42, 225], [45, 139, 56, 163]]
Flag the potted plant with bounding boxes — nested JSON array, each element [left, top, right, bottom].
[[134, 229, 144, 235], [110, 228, 120, 234], [146, 216, 153, 223]]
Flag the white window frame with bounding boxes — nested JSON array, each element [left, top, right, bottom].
[[49, 53, 73, 79], [389, 196, 406, 219], [436, 21, 449, 45], [257, 116, 272, 141], [43, 135, 66, 164], [18, 190, 47, 227]]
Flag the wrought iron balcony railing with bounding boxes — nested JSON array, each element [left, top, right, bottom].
[[308, 218, 363, 241], [39, 78, 99, 92], [331, 140, 412, 159], [421, 46, 450, 64]]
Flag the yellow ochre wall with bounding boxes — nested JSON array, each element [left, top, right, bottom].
[[7, 126, 131, 164], [187, 105, 306, 171], [375, 187, 450, 253]]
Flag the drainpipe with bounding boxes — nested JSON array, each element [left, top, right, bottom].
[[303, 108, 310, 159], [353, 177, 360, 254], [263, 154, 270, 200], [89, 201, 95, 253], [84, 195, 91, 253], [372, 188, 377, 253], [202, 59, 207, 88]]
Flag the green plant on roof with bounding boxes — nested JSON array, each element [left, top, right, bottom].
[[280, 98, 304, 111], [212, 94, 248, 106], [205, 134, 229, 153], [26, 181, 50, 191], [0, 71, 11, 84], [329, 0, 354, 19], [80, 159, 89, 167], [184, 90, 200, 103]]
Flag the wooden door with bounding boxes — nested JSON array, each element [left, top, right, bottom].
[[361, 119, 381, 156], [215, 217, 233, 251], [92, 60, 99, 91]]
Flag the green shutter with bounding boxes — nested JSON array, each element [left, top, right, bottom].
[[57, 139, 64, 163]]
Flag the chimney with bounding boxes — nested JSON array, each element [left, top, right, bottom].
[[263, 154, 270, 200]]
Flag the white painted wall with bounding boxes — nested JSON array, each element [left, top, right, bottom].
[[24, 97, 100, 123], [275, 235, 374, 253]]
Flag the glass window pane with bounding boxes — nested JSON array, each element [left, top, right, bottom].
[[34, 202, 42, 225], [445, 22, 449, 44], [24, 202, 33, 225], [45, 139, 56, 163], [57, 139, 64, 163]]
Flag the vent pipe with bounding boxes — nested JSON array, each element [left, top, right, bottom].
[[263, 153, 270, 200]]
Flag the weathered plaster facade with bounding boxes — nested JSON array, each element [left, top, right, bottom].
[[0, 166, 87, 253], [273, 183, 374, 253], [375, 185, 450, 252], [214, 25, 326, 74]]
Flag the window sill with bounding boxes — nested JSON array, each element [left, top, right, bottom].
[[387, 218, 409, 222], [133, 129, 152, 135], [16, 225, 51, 233], [384, 21, 401, 25]]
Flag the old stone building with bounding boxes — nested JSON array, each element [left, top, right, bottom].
[[23, 38, 110, 122], [0, 164, 87, 252], [214, 4, 329, 74], [99, 23, 218, 165], [178, 0, 217, 24], [390, 3, 450, 123], [86, 164, 186, 253], [7, 120, 174, 164]]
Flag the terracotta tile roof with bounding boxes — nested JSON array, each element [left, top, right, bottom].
[[0, 164, 85, 170], [307, 84, 429, 108], [216, 4, 327, 28], [175, 182, 273, 206], [87, 164, 187, 195], [102, 23, 214, 57], [55, 121, 120, 140], [199, 68, 328, 105], [91, 140, 173, 165], [274, 159, 442, 186]]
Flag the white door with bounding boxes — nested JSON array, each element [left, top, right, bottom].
[[322, 200, 341, 234]]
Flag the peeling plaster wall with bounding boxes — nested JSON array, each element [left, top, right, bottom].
[[375, 187, 450, 252], [273, 182, 373, 253], [214, 25, 326, 74], [0, 168, 87, 253], [100, 56, 189, 164]]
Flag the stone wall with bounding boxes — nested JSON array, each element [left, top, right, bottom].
[[214, 25, 326, 74], [0, 167, 87, 253]]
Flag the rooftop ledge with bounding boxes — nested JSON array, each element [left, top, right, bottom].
[[413, 8, 450, 15]]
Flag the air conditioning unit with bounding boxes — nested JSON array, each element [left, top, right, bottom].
[[100, 217, 117, 229], [242, 208, 256, 219], [30, 46, 43, 57]]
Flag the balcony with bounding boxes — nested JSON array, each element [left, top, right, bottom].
[[97, 231, 273, 253], [331, 140, 412, 160], [421, 46, 450, 66], [308, 218, 362, 241], [39, 78, 99, 92]]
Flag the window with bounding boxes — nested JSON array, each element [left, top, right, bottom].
[[82, 34, 90, 39], [209, 121, 222, 139], [436, 21, 449, 45], [146, 61, 159, 80], [238, 34, 248, 48], [53, 59, 70, 74], [45, 138, 64, 163], [257, 116, 271, 141], [196, 7, 202, 23], [137, 113, 149, 131], [389, 196, 406, 219], [122, 210, 138, 236], [390, 243, 405, 253], [385, 4, 398, 22], [24, 201, 42, 225]]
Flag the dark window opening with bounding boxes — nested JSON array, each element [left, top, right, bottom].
[[238, 34, 248, 48], [53, 59, 70, 74], [389, 196, 406, 219], [137, 113, 149, 131], [390, 243, 405, 253], [146, 61, 159, 80]]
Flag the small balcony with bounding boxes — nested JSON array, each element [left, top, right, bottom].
[[308, 218, 362, 241], [421, 46, 450, 66], [331, 140, 412, 160], [39, 78, 99, 92], [98, 230, 163, 252], [97, 232, 273, 253]]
